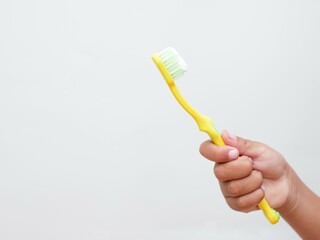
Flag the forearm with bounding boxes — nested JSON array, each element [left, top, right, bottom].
[[279, 167, 320, 240]]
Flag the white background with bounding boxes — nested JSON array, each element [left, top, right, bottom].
[[1, 1, 319, 239]]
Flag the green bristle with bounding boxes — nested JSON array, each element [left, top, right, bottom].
[[158, 47, 187, 80]]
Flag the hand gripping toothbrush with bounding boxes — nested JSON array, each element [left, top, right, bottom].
[[151, 47, 280, 224]]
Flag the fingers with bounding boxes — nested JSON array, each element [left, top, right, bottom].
[[225, 188, 265, 212], [213, 156, 265, 212], [220, 170, 263, 197], [221, 130, 265, 157], [214, 156, 253, 181], [199, 130, 264, 164], [199, 131, 268, 213], [199, 140, 239, 163]]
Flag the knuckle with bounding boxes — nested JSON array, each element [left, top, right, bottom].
[[243, 139, 251, 151], [227, 182, 241, 196], [240, 158, 253, 174], [256, 188, 265, 201], [214, 165, 226, 180], [242, 209, 252, 213], [235, 197, 249, 210], [226, 197, 247, 212], [243, 157, 253, 169], [199, 142, 207, 155], [257, 143, 267, 153], [225, 198, 238, 211], [253, 171, 263, 185]]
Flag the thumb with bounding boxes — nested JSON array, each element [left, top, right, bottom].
[[221, 130, 263, 157]]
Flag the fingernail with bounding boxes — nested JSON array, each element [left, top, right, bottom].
[[228, 149, 239, 160], [261, 184, 266, 191], [226, 130, 237, 141]]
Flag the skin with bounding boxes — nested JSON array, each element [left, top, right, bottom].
[[199, 130, 320, 240]]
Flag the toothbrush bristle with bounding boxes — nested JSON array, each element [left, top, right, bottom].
[[158, 47, 187, 80]]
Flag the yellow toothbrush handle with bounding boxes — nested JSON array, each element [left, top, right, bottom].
[[166, 81, 280, 224], [201, 120, 280, 224], [258, 199, 280, 224], [152, 52, 279, 224]]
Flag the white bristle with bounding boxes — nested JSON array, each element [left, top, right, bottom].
[[158, 47, 187, 80]]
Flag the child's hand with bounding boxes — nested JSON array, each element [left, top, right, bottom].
[[199, 130, 291, 213], [200, 130, 320, 239]]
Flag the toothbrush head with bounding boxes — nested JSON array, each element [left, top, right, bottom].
[[152, 47, 188, 86]]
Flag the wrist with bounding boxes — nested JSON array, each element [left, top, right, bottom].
[[276, 164, 302, 217], [275, 162, 320, 239]]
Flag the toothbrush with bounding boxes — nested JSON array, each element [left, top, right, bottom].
[[151, 47, 280, 224]]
